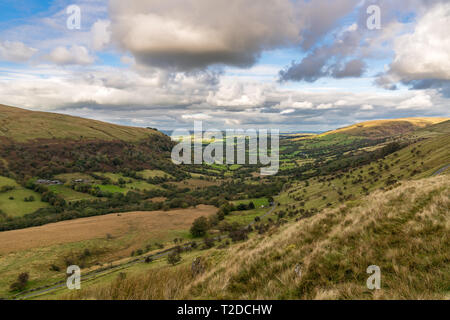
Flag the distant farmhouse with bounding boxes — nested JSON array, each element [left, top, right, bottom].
[[36, 179, 62, 185], [74, 179, 87, 183]]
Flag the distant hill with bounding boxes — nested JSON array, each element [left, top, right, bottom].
[[317, 118, 449, 139], [0, 104, 161, 142], [0, 105, 177, 181], [408, 119, 450, 139]]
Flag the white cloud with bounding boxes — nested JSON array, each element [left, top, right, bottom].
[[335, 99, 348, 106], [280, 109, 295, 115], [317, 103, 334, 110], [361, 104, 374, 110], [388, 2, 450, 82], [0, 41, 37, 62], [0, 64, 447, 130], [207, 82, 268, 107], [345, 23, 358, 32], [91, 20, 111, 51], [397, 94, 433, 109], [181, 113, 212, 120], [292, 101, 314, 109], [47, 45, 95, 65], [274, 98, 314, 111]]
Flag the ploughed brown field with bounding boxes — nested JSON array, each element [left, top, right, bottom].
[[0, 205, 216, 254]]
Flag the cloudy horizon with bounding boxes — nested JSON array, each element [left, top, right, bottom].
[[0, 0, 449, 131]]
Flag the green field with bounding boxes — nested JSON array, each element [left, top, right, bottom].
[[0, 176, 49, 217], [94, 172, 126, 183], [94, 184, 127, 194], [138, 169, 174, 179], [94, 173, 162, 193], [226, 207, 269, 225], [126, 180, 162, 192], [225, 198, 271, 225], [47, 185, 97, 202], [232, 197, 269, 207]]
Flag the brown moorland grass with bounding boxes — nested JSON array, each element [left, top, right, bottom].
[[0, 104, 161, 142], [317, 118, 449, 139], [64, 175, 449, 300], [291, 118, 449, 141], [0, 205, 216, 254]]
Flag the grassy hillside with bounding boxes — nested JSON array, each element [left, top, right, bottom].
[[278, 120, 450, 213], [61, 174, 449, 300], [0, 105, 160, 142], [279, 118, 449, 175], [316, 118, 449, 140], [0, 105, 186, 227], [408, 120, 450, 139]]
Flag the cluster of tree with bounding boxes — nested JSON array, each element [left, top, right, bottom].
[[190, 210, 253, 243], [0, 135, 182, 181], [167, 250, 182, 266], [25, 180, 66, 208], [0, 185, 14, 193], [23, 195, 35, 202], [189, 180, 283, 204], [281, 136, 382, 161], [1, 178, 225, 230], [190, 216, 210, 237], [0, 144, 284, 232], [285, 141, 407, 180]]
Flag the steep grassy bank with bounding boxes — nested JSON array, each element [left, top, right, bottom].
[[62, 175, 449, 300]]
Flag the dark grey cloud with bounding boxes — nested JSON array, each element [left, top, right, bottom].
[[332, 59, 366, 78], [404, 79, 450, 98], [298, 0, 360, 50], [279, 52, 328, 82], [109, 0, 302, 71], [108, 0, 375, 71], [279, 26, 363, 82], [280, 0, 450, 87]]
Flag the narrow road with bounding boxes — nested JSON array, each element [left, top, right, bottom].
[[17, 248, 177, 300], [432, 164, 450, 176], [13, 202, 278, 300]]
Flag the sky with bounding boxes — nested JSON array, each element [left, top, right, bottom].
[[0, 0, 449, 131]]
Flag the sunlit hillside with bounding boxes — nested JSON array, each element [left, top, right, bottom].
[[292, 118, 449, 141], [0, 105, 160, 142]]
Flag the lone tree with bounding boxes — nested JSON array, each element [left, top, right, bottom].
[[190, 216, 209, 237], [167, 251, 181, 266], [10, 272, 29, 292]]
